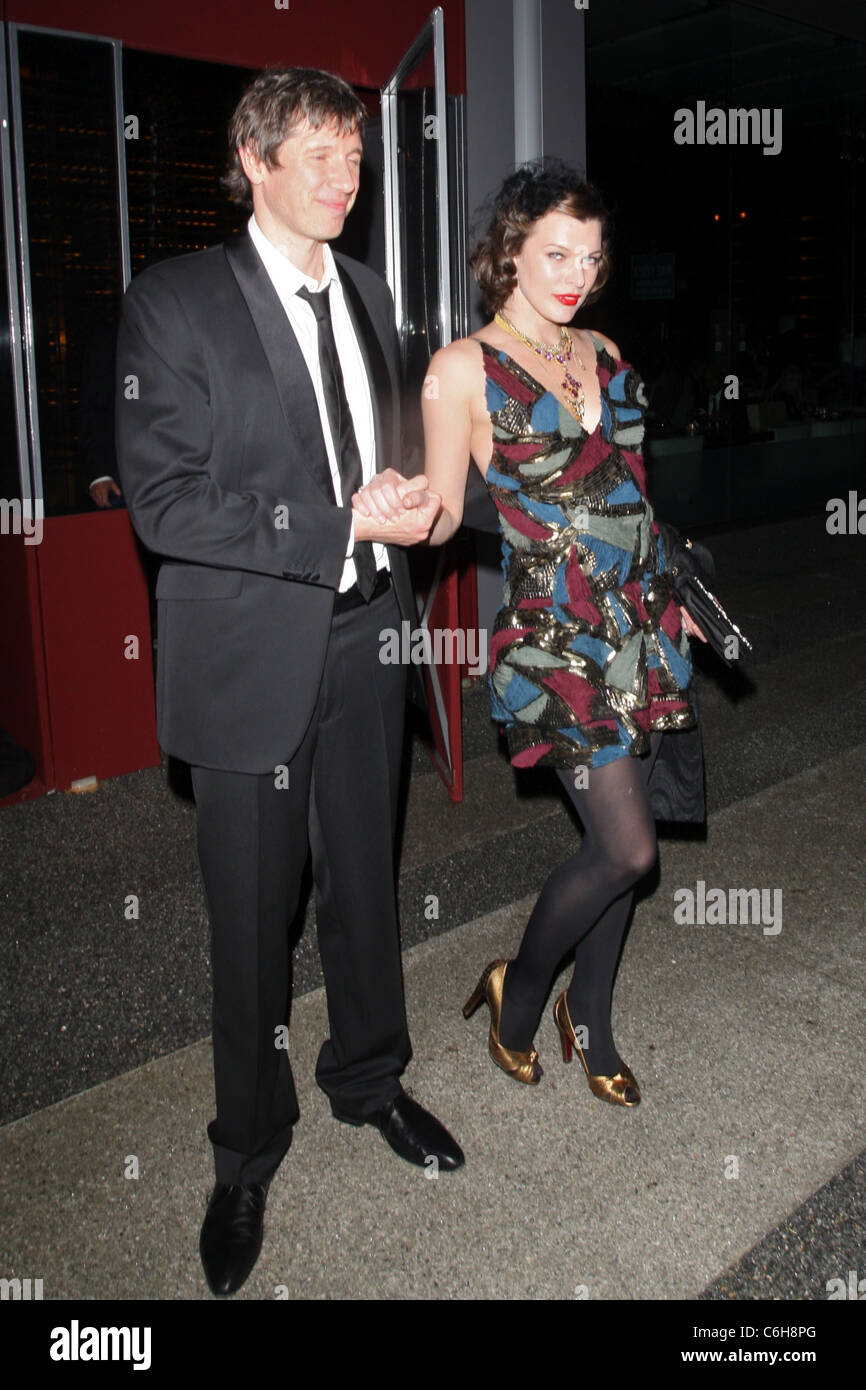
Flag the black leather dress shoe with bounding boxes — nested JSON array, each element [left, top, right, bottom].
[[373, 1095, 465, 1171], [199, 1182, 268, 1296]]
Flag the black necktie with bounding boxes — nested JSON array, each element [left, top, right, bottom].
[[296, 285, 377, 600]]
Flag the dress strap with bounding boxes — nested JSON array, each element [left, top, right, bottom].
[[473, 338, 505, 379]]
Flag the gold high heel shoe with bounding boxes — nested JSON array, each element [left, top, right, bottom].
[[463, 960, 542, 1084], [552, 991, 640, 1107]]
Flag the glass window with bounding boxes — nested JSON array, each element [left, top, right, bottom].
[[16, 29, 123, 514], [121, 50, 255, 275], [585, 1, 865, 526]]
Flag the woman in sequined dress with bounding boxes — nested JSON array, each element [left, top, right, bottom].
[[357, 162, 706, 1106]]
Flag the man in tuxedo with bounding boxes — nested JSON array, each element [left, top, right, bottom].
[[116, 67, 463, 1298]]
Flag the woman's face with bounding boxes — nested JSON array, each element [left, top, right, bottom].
[[509, 210, 603, 326]]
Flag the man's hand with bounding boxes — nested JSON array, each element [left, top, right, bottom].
[[353, 484, 441, 546], [352, 469, 432, 525], [89, 479, 123, 508]]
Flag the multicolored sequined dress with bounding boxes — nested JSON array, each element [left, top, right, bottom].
[[481, 332, 696, 769]]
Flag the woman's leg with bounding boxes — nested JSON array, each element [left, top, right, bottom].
[[562, 733, 663, 1073], [499, 735, 663, 1073]]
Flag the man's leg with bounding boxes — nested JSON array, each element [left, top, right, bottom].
[[309, 588, 413, 1119], [191, 727, 316, 1186]]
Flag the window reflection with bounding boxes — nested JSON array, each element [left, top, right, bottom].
[[585, 1, 865, 524]]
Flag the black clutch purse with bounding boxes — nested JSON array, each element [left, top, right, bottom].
[[656, 521, 753, 667]]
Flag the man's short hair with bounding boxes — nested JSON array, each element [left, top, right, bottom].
[[223, 67, 368, 209]]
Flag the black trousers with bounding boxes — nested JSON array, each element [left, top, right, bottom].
[[190, 586, 411, 1186]]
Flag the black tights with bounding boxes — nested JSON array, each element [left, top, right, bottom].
[[499, 734, 663, 1075]]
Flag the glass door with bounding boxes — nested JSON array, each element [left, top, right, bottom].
[[381, 6, 469, 798]]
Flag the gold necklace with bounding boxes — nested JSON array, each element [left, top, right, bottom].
[[495, 311, 586, 423]]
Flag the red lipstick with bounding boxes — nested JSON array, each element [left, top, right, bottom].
[[555, 294, 579, 305]]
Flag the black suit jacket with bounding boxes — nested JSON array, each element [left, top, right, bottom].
[[115, 230, 419, 773]]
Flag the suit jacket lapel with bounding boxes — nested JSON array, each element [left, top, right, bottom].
[[223, 232, 334, 499], [335, 256, 397, 477]]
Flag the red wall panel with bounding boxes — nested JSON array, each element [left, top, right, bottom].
[[35, 511, 160, 791], [0, 534, 53, 805], [5, 0, 466, 91]]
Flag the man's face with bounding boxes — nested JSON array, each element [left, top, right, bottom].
[[245, 118, 363, 244]]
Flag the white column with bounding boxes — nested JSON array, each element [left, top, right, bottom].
[[513, 0, 543, 165]]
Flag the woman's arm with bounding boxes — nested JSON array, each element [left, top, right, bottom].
[[350, 339, 479, 544], [421, 340, 480, 546]]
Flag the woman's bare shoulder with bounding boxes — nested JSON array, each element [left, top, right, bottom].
[[434, 335, 487, 365], [427, 336, 486, 389]]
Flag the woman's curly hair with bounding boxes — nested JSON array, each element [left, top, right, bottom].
[[470, 158, 613, 317]]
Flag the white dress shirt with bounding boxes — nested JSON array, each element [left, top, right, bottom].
[[248, 214, 387, 591]]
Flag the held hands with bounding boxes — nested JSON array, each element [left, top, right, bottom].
[[351, 468, 441, 546], [679, 606, 707, 643]]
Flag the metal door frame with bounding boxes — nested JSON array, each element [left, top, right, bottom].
[[380, 9, 471, 794], [0, 26, 30, 504], [381, 5, 452, 348]]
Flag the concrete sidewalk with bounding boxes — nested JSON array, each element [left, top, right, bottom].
[[1, 743, 863, 1300]]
